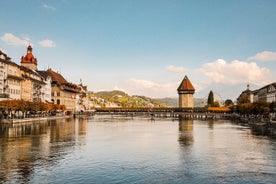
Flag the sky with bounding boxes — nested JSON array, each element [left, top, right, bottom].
[[0, 0, 276, 101]]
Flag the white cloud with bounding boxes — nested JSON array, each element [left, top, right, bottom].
[[199, 59, 273, 86], [38, 39, 56, 47], [166, 65, 187, 73], [125, 78, 178, 98], [1, 33, 29, 46], [43, 4, 56, 10], [113, 86, 127, 93], [249, 51, 276, 61]]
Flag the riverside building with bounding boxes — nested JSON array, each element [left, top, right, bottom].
[[0, 46, 86, 113], [0, 51, 11, 100], [238, 83, 276, 103], [46, 68, 80, 113]]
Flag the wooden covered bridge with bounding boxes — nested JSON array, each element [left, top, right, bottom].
[[94, 107, 232, 120]]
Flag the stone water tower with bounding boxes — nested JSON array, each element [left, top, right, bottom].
[[177, 75, 195, 108]]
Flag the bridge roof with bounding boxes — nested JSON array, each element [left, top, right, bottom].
[[177, 75, 195, 92]]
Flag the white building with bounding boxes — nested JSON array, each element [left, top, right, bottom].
[[38, 71, 52, 102], [0, 51, 9, 100], [254, 83, 276, 103]]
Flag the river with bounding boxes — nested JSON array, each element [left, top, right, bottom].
[[1, 116, 276, 183]]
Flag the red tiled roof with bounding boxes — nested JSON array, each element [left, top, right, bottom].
[[177, 75, 195, 92], [46, 69, 67, 84], [46, 69, 80, 93]]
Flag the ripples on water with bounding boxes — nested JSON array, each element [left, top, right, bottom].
[[1, 116, 276, 183]]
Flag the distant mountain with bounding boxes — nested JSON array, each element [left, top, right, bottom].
[[155, 97, 207, 107], [154, 97, 178, 107]]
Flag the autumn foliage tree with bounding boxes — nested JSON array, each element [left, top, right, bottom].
[[235, 101, 270, 115], [225, 99, 234, 106], [0, 100, 66, 114]]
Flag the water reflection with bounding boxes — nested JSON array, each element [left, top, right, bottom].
[[208, 120, 214, 129], [178, 119, 194, 147], [1, 117, 276, 183], [0, 118, 87, 183]]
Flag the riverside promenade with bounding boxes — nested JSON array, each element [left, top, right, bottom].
[[0, 115, 72, 125], [236, 115, 276, 138]]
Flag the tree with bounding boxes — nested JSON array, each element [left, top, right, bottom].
[[225, 99, 234, 106], [213, 101, 220, 107], [207, 90, 214, 107], [238, 93, 250, 104], [236, 101, 270, 115], [0, 100, 66, 115]]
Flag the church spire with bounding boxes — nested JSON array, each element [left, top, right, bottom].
[[27, 44, 33, 53]]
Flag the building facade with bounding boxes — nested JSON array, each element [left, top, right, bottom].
[[7, 62, 22, 100], [254, 83, 276, 103], [47, 69, 80, 113], [20, 67, 32, 101], [20, 46, 49, 102], [1, 46, 87, 113], [238, 83, 276, 103], [0, 51, 9, 100], [38, 71, 52, 102]]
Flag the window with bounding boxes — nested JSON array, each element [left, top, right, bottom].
[[57, 99, 60, 104], [57, 91, 60, 96]]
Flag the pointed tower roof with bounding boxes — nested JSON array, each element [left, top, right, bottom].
[[177, 75, 195, 94]]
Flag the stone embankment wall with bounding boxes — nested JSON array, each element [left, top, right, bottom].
[[231, 114, 276, 138]]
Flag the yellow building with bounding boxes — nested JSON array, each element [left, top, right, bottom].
[[20, 68, 32, 101], [20, 46, 50, 102], [7, 62, 23, 100], [20, 67, 46, 102]]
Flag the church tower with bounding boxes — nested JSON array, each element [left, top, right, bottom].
[[21, 45, 38, 70], [177, 75, 195, 108]]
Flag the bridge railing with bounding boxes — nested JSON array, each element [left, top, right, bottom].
[[94, 107, 231, 113]]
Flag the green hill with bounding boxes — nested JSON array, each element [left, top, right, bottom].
[[88, 90, 169, 108]]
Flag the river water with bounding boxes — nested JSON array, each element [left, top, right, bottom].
[[0, 116, 276, 184]]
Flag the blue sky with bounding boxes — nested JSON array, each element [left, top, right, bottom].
[[0, 0, 276, 101]]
